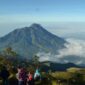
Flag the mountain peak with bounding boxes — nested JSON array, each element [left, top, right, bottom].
[[30, 23, 43, 29]]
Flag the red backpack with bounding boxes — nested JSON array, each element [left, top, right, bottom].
[[27, 74, 33, 81]]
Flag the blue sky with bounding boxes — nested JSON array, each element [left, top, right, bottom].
[[0, 0, 85, 37]]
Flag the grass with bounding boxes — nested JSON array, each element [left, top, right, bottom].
[[52, 80, 58, 85]]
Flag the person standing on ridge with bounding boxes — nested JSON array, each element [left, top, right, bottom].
[[0, 66, 10, 85], [16, 67, 27, 85], [34, 67, 41, 81], [27, 71, 35, 85]]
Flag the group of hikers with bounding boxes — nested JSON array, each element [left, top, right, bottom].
[[0, 65, 41, 85]]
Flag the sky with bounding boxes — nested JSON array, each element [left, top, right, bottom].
[[0, 0, 85, 38]]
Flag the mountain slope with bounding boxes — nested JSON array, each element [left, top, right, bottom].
[[0, 23, 66, 58]]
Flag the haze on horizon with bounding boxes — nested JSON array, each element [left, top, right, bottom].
[[0, 0, 85, 39]]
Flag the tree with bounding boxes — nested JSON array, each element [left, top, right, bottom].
[[32, 55, 40, 67], [5, 47, 17, 57], [5, 47, 12, 55]]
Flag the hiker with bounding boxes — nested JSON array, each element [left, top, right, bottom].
[[0, 66, 10, 85], [27, 72, 35, 85], [9, 66, 18, 85], [16, 67, 27, 85], [34, 68, 41, 81]]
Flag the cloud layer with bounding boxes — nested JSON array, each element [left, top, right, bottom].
[[37, 38, 85, 65]]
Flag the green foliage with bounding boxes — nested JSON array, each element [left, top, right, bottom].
[[32, 55, 40, 67], [0, 49, 85, 85], [4, 47, 17, 57]]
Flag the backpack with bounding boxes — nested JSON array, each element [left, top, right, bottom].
[[28, 74, 33, 81]]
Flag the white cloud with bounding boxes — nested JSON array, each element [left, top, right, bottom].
[[37, 38, 85, 65], [58, 38, 85, 58]]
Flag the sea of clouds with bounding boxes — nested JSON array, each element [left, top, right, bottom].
[[37, 38, 85, 65]]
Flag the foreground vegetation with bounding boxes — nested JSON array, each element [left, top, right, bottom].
[[0, 47, 85, 85], [0, 68, 85, 85]]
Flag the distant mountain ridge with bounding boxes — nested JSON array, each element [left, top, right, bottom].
[[0, 23, 66, 59], [41, 61, 82, 71]]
